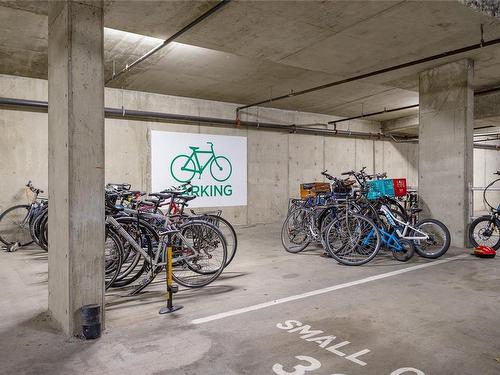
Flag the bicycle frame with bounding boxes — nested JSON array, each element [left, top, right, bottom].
[[181, 142, 222, 175], [105, 213, 200, 270], [379, 205, 429, 240], [22, 189, 45, 227], [377, 227, 404, 251]]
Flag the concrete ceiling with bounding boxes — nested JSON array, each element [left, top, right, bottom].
[[1, 0, 500, 123]]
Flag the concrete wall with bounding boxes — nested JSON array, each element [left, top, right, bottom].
[[2, 74, 495, 225]]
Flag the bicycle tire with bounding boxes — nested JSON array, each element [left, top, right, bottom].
[[110, 217, 157, 288], [392, 239, 415, 262], [281, 208, 311, 253], [325, 214, 381, 266], [29, 209, 44, 247], [38, 213, 48, 251], [172, 220, 227, 288], [203, 214, 237, 267], [0, 204, 33, 247], [105, 227, 124, 289], [412, 218, 451, 258], [468, 215, 500, 250]]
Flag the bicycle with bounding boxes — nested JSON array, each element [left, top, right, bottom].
[[468, 171, 500, 249], [170, 141, 232, 183], [0, 181, 45, 249], [127, 181, 238, 269], [104, 190, 228, 292], [363, 202, 450, 260], [281, 171, 352, 253]]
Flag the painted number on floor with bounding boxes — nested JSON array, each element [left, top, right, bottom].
[[272, 355, 321, 375], [275, 319, 424, 375], [272, 356, 424, 375]]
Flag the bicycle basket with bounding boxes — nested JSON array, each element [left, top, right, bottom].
[[393, 178, 407, 197], [367, 179, 395, 200], [300, 182, 331, 199]]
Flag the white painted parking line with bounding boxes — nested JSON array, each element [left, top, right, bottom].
[[192, 253, 469, 324]]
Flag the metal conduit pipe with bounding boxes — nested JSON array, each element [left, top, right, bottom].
[[474, 135, 500, 143], [474, 144, 500, 150], [0, 97, 496, 150], [328, 104, 420, 125]]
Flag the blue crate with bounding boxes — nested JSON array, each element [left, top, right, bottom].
[[367, 179, 395, 200]]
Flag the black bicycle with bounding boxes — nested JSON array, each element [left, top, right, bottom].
[[468, 171, 500, 249]]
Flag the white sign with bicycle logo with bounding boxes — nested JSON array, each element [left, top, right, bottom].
[[151, 130, 247, 207]]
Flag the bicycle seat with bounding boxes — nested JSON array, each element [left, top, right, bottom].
[[342, 179, 356, 186], [149, 193, 172, 200], [189, 146, 199, 151], [410, 208, 422, 214]]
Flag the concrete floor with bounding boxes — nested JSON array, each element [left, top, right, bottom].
[[0, 223, 499, 375]]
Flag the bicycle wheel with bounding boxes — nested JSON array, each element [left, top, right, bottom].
[[319, 206, 339, 246], [0, 205, 33, 246], [105, 227, 124, 289], [281, 208, 311, 253], [468, 216, 500, 250], [411, 219, 450, 258], [392, 239, 415, 262], [172, 220, 227, 288], [325, 214, 381, 266], [170, 155, 196, 183], [38, 214, 48, 251], [210, 156, 232, 182], [29, 210, 44, 247], [110, 217, 157, 288], [203, 214, 237, 267], [384, 197, 409, 222]]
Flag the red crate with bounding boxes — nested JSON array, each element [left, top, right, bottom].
[[393, 178, 407, 197]]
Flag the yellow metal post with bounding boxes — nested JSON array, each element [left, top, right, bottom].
[[159, 239, 183, 314], [166, 246, 173, 304]]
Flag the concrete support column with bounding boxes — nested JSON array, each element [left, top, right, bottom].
[[48, 0, 105, 336], [418, 59, 474, 248]]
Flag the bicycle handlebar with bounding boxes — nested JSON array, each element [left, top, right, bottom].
[[321, 170, 335, 180], [26, 180, 43, 194]]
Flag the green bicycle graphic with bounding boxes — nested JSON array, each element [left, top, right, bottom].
[[170, 142, 233, 183]]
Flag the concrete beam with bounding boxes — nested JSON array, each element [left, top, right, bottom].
[[381, 114, 419, 134], [48, 0, 105, 336], [382, 90, 500, 134], [418, 59, 474, 248], [474, 89, 500, 119]]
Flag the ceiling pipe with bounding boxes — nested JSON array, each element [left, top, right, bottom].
[[474, 143, 500, 150], [105, 0, 231, 85], [328, 104, 419, 125], [236, 35, 500, 113], [0, 97, 496, 150], [474, 135, 500, 143]]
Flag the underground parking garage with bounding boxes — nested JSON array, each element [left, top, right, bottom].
[[0, 0, 500, 374]]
